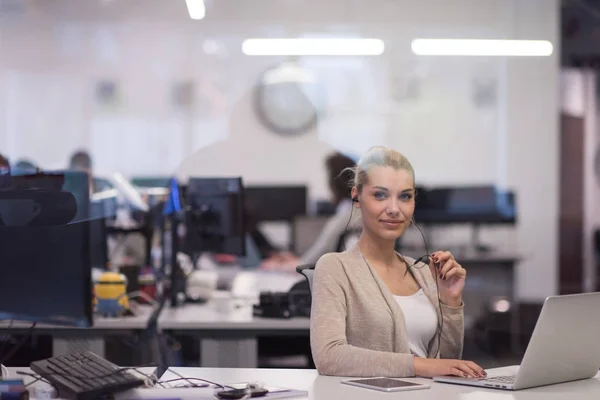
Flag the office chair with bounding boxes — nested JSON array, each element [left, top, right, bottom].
[[257, 264, 315, 369], [295, 264, 315, 294], [336, 228, 361, 253]]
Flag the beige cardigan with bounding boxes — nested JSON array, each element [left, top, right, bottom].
[[310, 244, 464, 377]]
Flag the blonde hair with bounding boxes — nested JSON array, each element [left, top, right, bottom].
[[348, 146, 415, 193]]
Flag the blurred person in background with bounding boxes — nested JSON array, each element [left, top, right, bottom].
[[68, 150, 114, 194], [0, 154, 11, 189], [13, 159, 39, 175], [260, 151, 357, 271], [69, 149, 95, 193]]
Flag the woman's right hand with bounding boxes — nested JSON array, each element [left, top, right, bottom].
[[413, 357, 486, 379]]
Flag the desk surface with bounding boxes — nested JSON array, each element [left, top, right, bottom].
[[158, 303, 309, 331], [0, 304, 156, 332], [10, 365, 600, 399], [156, 366, 600, 400]]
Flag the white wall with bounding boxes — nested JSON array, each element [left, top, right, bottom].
[[0, 0, 559, 300]]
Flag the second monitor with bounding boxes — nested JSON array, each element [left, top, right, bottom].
[[244, 185, 307, 222], [184, 177, 246, 256]]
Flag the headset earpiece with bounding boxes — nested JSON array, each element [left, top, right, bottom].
[[352, 197, 359, 203]]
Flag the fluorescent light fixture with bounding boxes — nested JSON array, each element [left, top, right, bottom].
[[242, 38, 385, 56], [411, 39, 553, 56], [262, 61, 315, 85], [185, 0, 206, 20]]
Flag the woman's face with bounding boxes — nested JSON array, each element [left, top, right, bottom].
[[352, 166, 415, 243]]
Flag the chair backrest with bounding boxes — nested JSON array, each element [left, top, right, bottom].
[[295, 264, 316, 294], [336, 228, 361, 252], [293, 216, 329, 254]]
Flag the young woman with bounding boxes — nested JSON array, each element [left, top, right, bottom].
[[310, 146, 486, 378]]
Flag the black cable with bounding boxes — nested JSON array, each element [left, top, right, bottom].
[[342, 194, 447, 358], [340, 204, 355, 252], [17, 371, 60, 394], [0, 322, 36, 365], [157, 378, 213, 388], [160, 367, 230, 389], [406, 221, 444, 358]]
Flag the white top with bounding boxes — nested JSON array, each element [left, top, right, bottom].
[[394, 289, 438, 357]]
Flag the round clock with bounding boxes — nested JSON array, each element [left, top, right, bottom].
[[254, 61, 320, 136]]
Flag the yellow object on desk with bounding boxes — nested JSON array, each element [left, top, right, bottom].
[[94, 271, 130, 317]]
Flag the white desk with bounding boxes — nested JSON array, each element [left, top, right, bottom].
[[158, 302, 309, 368], [10, 365, 600, 400], [0, 305, 157, 359], [153, 366, 600, 400], [146, 367, 600, 400]]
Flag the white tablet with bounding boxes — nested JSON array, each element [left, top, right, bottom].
[[341, 377, 431, 392]]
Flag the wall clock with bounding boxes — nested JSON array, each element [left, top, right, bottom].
[[254, 60, 321, 136]]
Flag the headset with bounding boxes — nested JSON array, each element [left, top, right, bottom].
[[345, 194, 444, 357]]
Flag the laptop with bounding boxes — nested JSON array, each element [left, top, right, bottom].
[[434, 292, 600, 390]]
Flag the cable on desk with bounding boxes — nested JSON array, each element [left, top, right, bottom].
[[17, 371, 59, 393], [0, 322, 36, 365], [156, 377, 212, 388], [159, 367, 226, 389]]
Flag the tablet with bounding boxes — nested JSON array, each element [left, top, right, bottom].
[[341, 377, 431, 392]]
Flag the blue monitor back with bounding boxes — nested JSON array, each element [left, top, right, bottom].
[[0, 221, 93, 327]]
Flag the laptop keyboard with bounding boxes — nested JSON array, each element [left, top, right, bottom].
[[484, 375, 515, 384]]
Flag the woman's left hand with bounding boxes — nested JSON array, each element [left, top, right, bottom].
[[430, 251, 466, 307]]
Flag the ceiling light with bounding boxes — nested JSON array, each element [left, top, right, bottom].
[[185, 0, 206, 20], [411, 39, 553, 56], [242, 38, 385, 56]]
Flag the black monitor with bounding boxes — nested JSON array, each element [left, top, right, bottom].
[[414, 186, 516, 224], [89, 202, 109, 270], [184, 177, 246, 257], [59, 171, 91, 222], [244, 185, 307, 222], [0, 181, 93, 326]]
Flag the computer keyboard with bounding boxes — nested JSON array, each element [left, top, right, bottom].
[[30, 351, 147, 400], [484, 375, 516, 384]]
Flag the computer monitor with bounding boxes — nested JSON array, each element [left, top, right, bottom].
[[2, 171, 84, 226], [89, 202, 109, 270], [244, 185, 307, 222], [414, 186, 517, 224], [0, 185, 93, 327], [184, 177, 246, 257], [59, 171, 91, 222]]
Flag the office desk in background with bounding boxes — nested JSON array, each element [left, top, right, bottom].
[[0, 305, 158, 362], [158, 302, 310, 368]]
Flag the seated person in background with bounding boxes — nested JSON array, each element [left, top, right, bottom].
[[0, 154, 10, 189], [13, 159, 38, 175], [310, 146, 485, 378], [69, 149, 95, 192], [68, 149, 112, 194], [260, 151, 358, 270]]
